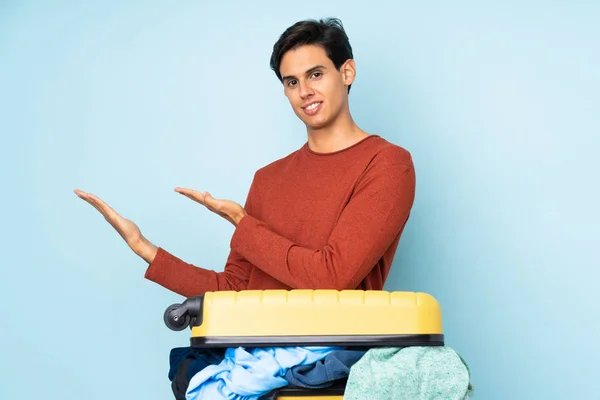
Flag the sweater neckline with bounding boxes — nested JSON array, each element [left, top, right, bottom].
[[303, 134, 380, 157]]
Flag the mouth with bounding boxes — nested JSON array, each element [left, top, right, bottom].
[[301, 101, 323, 116]]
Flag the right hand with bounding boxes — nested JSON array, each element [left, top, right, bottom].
[[74, 189, 158, 263]]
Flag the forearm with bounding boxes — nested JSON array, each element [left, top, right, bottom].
[[144, 247, 252, 297], [131, 236, 159, 264]]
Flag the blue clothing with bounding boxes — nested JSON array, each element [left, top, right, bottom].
[[284, 350, 366, 389], [169, 347, 226, 382], [186, 346, 342, 400], [172, 358, 193, 400]]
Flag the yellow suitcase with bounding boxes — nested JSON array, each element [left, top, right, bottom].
[[164, 290, 444, 399]]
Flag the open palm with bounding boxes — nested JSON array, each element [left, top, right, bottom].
[[74, 189, 142, 247]]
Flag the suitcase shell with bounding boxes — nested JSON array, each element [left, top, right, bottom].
[[164, 289, 444, 399]]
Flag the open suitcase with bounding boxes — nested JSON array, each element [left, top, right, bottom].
[[164, 289, 444, 399]]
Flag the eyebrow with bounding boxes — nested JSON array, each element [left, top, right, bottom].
[[281, 65, 327, 82]]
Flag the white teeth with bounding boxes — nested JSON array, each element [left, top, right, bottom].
[[306, 102, 319, 110]]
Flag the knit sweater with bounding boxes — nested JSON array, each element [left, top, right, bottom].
[[144, 135, 416, 297]]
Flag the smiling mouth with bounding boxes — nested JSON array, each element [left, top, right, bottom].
[[303, 102, 321, 110], [302, 101, 323, 115]]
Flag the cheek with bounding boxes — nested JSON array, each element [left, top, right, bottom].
[[322, 88, 341, 110], [317, 81, 339, 100], [284, 90, 300, 106]]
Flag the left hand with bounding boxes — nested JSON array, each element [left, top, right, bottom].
[[174, 187, 247, 226]]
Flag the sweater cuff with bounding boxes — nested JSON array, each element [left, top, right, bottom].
[[144, 247, 178, 284]]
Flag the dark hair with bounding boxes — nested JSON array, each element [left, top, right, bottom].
[[270, 17, 354, 93]]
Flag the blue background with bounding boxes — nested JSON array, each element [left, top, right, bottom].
[[1, 1, 598, 398]]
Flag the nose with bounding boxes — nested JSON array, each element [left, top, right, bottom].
[[298, 80, 314, 100]]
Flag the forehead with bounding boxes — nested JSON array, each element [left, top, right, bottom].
[[279, 44, 334, 77]]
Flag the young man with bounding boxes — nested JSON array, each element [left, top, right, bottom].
[[74, 18, 416, 298]]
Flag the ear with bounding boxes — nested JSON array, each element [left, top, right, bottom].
[[340, 59, 356, 86]]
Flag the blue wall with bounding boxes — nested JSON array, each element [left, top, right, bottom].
[[1, 1, 598, 398]]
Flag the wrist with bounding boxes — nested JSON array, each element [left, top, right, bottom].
[[234, 210, 248, 226], [132, 236, 158, 264]]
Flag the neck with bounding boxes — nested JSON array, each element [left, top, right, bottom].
[[306, 107, 369, 153]]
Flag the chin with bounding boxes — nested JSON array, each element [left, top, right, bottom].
[[307, 122, 328, 131], [302, 116, 330, 130]]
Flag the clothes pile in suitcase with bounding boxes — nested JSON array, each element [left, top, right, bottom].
[[163, 289, 474, 400]]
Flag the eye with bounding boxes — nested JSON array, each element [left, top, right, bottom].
[[311, 72, 322, 78], [287, 79, 298, 87]]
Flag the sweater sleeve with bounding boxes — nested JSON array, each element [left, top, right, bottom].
[[144, 247, 253, 297], [230, 158, 416, 290], [144, 182, 259, 298]]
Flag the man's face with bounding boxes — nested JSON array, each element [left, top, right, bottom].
[[279, 44, 354, 130]]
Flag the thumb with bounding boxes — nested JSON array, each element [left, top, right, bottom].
[[204, 192, 215, 204]]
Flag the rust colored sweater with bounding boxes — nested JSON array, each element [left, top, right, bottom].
[[144, 135, 416, 297]]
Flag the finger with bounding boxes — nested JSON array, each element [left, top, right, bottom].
[[87, 193, 119, 216], [75, 191, 103, 211], [175, 187, 207, 204], [75, 190, 101, 208], [178, 191, 205, 205], [80, 195, 113, 220], [174, 187, 205, 197], [88, 201, 109, 217], [79, 192, 121, 221]]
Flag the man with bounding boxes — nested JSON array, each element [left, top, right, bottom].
[[74, 17, 416, 298]]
